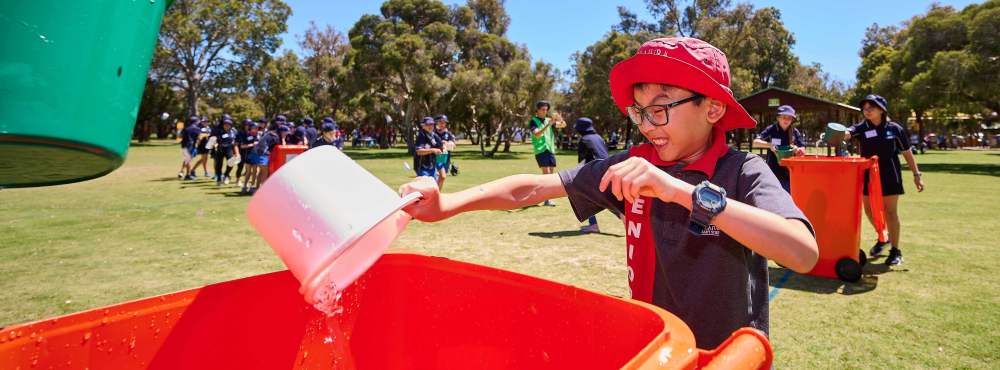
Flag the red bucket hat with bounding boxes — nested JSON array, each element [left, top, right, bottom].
[[609, 37, 756, 130]]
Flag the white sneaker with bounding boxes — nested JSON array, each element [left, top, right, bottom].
[[580, 224, 600, 233]]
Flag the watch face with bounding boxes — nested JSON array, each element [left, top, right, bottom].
[[698, 187, 724, 211]]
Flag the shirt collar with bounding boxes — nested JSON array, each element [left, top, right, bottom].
[[629, 129, 729, 179]]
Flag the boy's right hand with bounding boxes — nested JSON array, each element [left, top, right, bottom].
[[399, 177, 448, 222]]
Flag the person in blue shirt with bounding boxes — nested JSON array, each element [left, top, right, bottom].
[[245, 120, 281, 194], [752, 105, 806, 192], [310, 121, 340, 149], [235, 119, 260, 190], [178, 116, 201, 180], [211, 118, 238, 186], [190, 117, 213, 179], [414, 117, 444, 180], [434, 114, 456, 189], [320, 117, 344, 149], [575, 117, 610, 233], [844, 94, 925, 266], [303, 117, 318, 145]]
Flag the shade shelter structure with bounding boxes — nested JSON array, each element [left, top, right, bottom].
[[735, 87, 862, 151]]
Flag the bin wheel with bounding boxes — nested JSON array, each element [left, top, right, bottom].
[[835, 258, 862, 282], [859, 249, 868, 267]]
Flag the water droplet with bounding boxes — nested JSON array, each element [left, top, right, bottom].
[[323, 336, 333, 344], [292, 228, 303, 243], [305, 239, 312, 249], [82, 332, 92, 342]]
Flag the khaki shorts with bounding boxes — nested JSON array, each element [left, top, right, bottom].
[[181, 147, 194, 164]]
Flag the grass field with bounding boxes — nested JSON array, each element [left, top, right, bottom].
[[1, 140, 998, 368]]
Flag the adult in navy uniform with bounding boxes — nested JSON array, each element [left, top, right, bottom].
[[845, 94, 925, 266], [752, 105, 806, 192], [413, 117, 444, 179]]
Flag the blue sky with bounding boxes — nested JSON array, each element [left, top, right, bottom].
[[278, 0, 982, 86]]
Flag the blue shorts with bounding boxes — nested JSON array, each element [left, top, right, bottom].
[[248, 152, 269, 166], [534, 150, 557, 168], [416, 168, 438, 179]]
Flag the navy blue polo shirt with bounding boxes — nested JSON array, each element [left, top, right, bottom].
[[847, 120, 910, 159], [756, 123, 805, 171], [436, 129, 455, 143], [414, 130, 443, 172], [181, 124, 201, 149], [237, 130, 259, 150], [216, 127, 237, 148], [848, 120, 911, 178], [253, 132, 280, 156], [306, 127, 318, 144]]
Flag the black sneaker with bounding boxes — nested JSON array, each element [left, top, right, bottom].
[[869, 241, 889, 257], [885, 247, 903, 266]]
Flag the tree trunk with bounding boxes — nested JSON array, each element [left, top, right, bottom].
[[915, 109, 925, 147], [488, 121, 505, 157], [185, 79, 199, 117]]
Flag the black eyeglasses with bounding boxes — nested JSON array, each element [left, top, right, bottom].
[[626, 94, 704, 126]]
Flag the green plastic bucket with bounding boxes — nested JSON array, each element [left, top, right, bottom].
[[824, 123, 848, 147], [0, 0, 173, 188], [774, 145, 795, 160]]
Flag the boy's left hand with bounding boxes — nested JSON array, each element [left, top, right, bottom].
[[794, 146, 806, 156], [598, 157, 691, 204]]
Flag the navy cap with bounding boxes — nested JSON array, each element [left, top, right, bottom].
[[777, 105, 797, 119], [246, 122, 259, 130], [321, 122, 338, 132], [859, 94, 888, 112], [575, 117, 595, 133], [321, 117, 335, 124], [420, 117, 435, 125], [187, 116, 200, 125], [536, 100, 551, 109], [256, 118, 267, 124], [222, 118, 233, 125], [302, 117, 314, 126], [275, 115, 287, 123], [277, 125, 290, 133], [434, 114, 448, 122]]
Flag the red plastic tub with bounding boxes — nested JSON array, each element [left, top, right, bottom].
[[268, 145, 308, 174], [0, 253, 772, 369], [782, 156, 888, 282]]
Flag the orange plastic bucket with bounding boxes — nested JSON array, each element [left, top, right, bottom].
[[0, 253, 772, 369], [781, 156, 888, 282]]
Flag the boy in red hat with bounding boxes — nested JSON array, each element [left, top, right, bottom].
[[399, 37, 818, 348]]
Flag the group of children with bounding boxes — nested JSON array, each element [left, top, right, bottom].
[[178, 114, 343, 194], [399, 36, 924, 349], [413, 115, 458, 189]]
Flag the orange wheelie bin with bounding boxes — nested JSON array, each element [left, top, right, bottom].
[[781, 156, 888, 282], [0, 253, 773, 369], [269, 145, 308, 174]]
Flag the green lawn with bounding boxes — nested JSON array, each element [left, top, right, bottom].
[[1, 141, 997, 368]]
